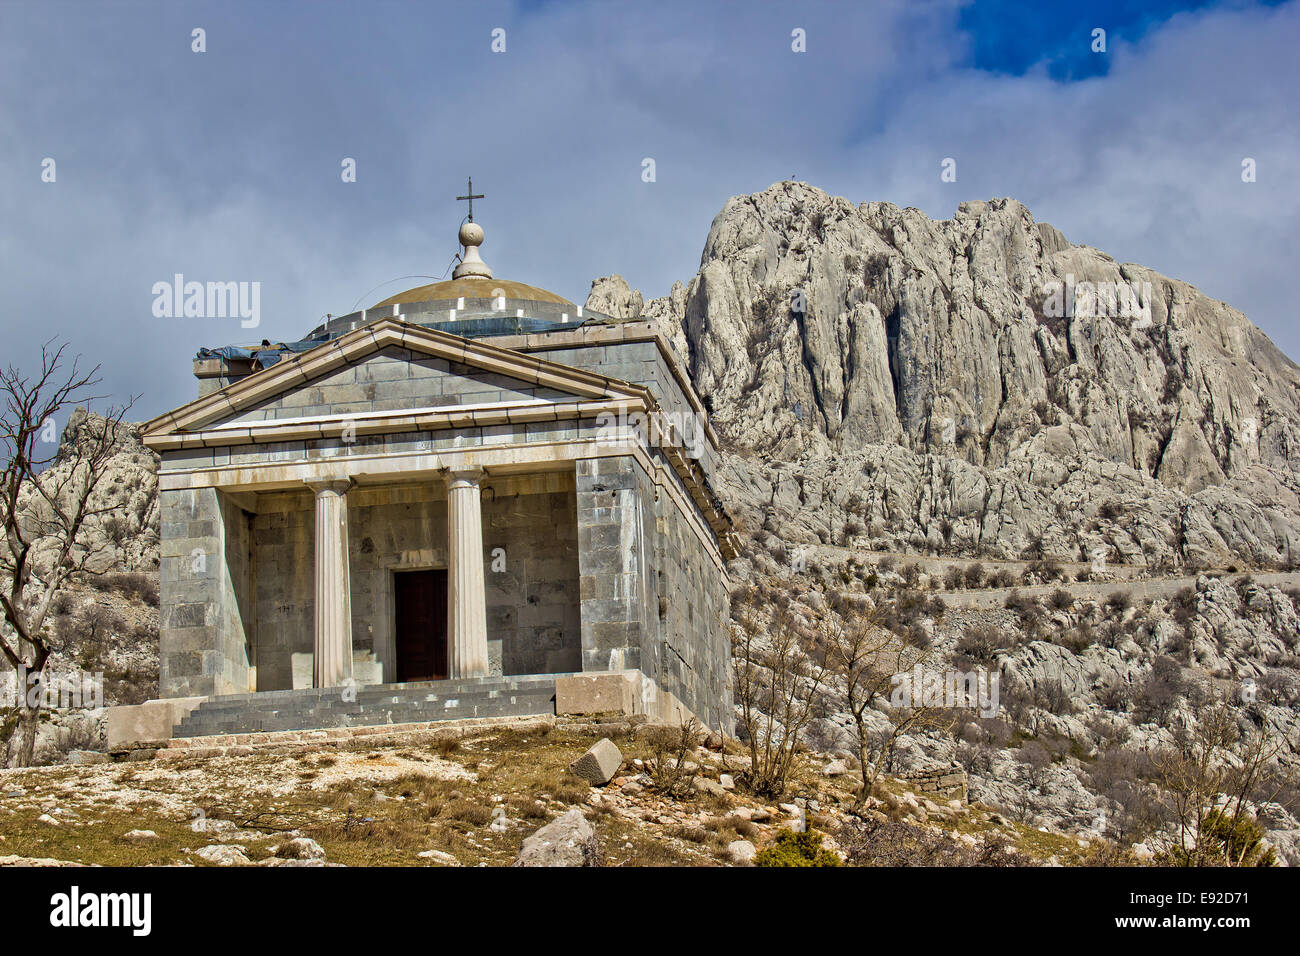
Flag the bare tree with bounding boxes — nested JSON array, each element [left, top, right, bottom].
[[1151, 691, 1284, 866], [0, 341, 132, 766], [820, 607, 949, 804], [732, 602, 828, 798]]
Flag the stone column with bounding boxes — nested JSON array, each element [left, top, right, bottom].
[[446, 467, 489, 678], [310, 479, 353, 688]]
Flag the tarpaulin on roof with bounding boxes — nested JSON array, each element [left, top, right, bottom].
[[195, 315, 585, 364]]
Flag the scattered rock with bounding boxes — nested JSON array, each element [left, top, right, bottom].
[[726, 840, 757, 865], [275, 837, 326, 860], [65, 750, 109, 766], [513, 809, 599, 867], [194, 845, 251, 866], [692, 777, 726, 797], [123, 830, 158, 842], [568, 738, 623, 786], [417, 849, 459, 865]]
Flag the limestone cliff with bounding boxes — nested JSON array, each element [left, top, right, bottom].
[[594, 182, 1300, 568]]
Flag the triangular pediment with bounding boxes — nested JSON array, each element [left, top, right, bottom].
[[143, 319, 650, 441]]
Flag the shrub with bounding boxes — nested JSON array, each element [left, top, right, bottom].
[[1133, 656, 1184, 723], [1097, 680, 1132, 712], [1165, 809, 1276, 867], [753, 828, 842, 867], [1048, 588, 1074, 611], [838, 816, 1018, 866], [963, 562, 986, 589], [953, 625, 1004, 666], [646, 718, 703, 799]]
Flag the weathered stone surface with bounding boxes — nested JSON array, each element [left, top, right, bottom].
[[123, 830, 158, 842], [568, 737, 623, 786], [513, 808, 599, 867], [647, 181, 1300, 570], [275, 837, 326, 860], [65, 750, 108, 766], [585, 275, 643, 320], [556, 673, 636, 717], [417, 849, 459, 865], [194, 844, 250, 866], [691, 776, 726, 797], [726, 839, 757, 865], [106, 697, 205, 750]]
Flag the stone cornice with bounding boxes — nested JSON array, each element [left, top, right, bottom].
[[143, 397, 640, 452]]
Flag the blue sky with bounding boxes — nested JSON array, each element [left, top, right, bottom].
[[1, 0, 1297, 419]]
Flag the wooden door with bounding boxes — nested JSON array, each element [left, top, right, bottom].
[[393, 569, 448, 682]]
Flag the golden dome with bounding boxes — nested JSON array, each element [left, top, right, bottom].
[[373, 276, 574, 309]]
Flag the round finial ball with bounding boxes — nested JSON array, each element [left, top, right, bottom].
[[459, 222, 484, 247]]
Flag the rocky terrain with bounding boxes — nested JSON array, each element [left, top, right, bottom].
[[589, 182, 1300, 864], [590, 182, 1300, 569], [0, 716, 1101, 868]]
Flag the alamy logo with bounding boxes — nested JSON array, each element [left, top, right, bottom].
[[890, 665, 1000, 717], [596, 407, 706, 459], [152, 274, 260, 328], [1040, 274, 1152, 328], [49, 886, 151, 936], [0, 664, 102, 709]]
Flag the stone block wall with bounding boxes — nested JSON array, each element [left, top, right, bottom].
[[575, 455, 732, 733], [654, 467, 732, 733], [575, 456, 655, 677], [159, 488, 253, 698], [901, 766, 970, 804]]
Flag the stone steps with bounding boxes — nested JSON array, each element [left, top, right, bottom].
[[173, 674, 573, 738]]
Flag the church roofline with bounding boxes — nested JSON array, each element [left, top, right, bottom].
[[146, 317, 654, 439]]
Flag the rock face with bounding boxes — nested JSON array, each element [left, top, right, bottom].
[[25, 409, 161, 575], [513, 808, 599, 867], [638, 182, 1300, 569]]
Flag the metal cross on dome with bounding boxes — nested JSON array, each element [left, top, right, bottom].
[[456, 177, 484, 222]]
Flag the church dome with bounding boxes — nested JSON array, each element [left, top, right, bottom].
[[372, 276, 574, 309]]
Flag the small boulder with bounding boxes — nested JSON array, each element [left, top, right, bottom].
[[417, 849, 459, 865], [726, 840, 757, 865], [692, 777, 726, 797], [719, 774, 735, 791], [568, 738, 623, 786], [195, 845, 251, 866], [275, 837, 326, 860], [65, 750, 108, 766], [123, 830, 158, 842], [513, 809, 599, 867]]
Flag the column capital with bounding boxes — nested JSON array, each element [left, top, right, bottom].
[[446, 466, 485, 486], [307, 477, 353, 496]]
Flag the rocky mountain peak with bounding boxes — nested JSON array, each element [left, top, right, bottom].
[[630, 182, 1300, 568]]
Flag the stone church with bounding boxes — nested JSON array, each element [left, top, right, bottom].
[[124, 202, 736, 743]]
